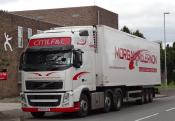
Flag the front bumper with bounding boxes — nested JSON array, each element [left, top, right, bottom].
[[22, 102, 80, 112], [21, 92, 80, 113]]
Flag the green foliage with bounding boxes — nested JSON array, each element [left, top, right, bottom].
[[173, 42, 175, 49], [121, 26, 131, 34], [132, 30, 145, 39], [161, 41, 175, 83], [157, 81, 175, 90], [121, 26, 145, 39], [160, 45, 165, 73]]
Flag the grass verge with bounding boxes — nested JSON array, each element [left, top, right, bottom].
[[157, 81, 175, 90]]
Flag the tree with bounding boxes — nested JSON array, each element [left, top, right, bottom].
[[121, 26, 131, 34], [161, 43, 175, 83], [121, 26, 145, 39], [173, 41, 175, 50], [160, 44, 165, 74], [132, 30, 145, 39]]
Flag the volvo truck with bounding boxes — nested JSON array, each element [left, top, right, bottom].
[[20, 25, 161, 118]]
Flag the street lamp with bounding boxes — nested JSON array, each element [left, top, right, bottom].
[[163, 12, 170, 87]]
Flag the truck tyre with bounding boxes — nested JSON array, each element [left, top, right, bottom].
[[77, 94, 89, 117], [136, 91, 145, 105], [145, 90, 149, 103], [103, 91, 112, 113], [148, 89, 153, 102], [31, 112, 45, 118], [113, 90, 122, 111]]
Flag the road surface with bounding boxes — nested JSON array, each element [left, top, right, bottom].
[[2, 96, 175, 121]]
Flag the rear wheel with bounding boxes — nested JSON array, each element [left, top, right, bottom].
[[77, 94, 89, 117], [145, 90, 149, 103], [103, 91, 112, 113], [113, 89, 122, 111], [31, 112, 45, 118], [148, 89, 153, 102], [136, 90, 145, 105]]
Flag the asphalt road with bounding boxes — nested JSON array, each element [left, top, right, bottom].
[[2, 96, 175, 121]]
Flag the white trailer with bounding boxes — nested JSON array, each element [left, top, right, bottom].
[[20, 25, 161, 118]]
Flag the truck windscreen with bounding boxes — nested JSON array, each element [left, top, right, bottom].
[[23, 51, 72, 71]]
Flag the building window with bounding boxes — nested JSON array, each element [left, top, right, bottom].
[[28, 28, 32, 39], [18, 26, 23, 48]]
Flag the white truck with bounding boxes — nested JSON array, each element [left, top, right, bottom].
[[20, 25, 161, 118]]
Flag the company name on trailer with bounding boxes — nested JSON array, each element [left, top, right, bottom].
[[29, 37, 71, 47], [115, 47, 157, 64]]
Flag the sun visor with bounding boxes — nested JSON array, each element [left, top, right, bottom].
[[26, 45, 74, 52]]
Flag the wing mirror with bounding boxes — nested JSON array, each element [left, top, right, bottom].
[[73, 49, 83, 68]]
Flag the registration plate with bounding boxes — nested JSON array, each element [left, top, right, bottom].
[[38, 108, 50, 111]]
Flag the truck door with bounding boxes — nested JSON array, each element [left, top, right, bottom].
[[72, 28, 96, 91]]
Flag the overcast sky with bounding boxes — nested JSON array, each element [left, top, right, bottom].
[[0, 0, 175, 44]]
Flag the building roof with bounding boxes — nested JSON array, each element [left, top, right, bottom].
[[11, 6, 118, 29]]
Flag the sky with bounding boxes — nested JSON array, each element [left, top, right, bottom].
[[0, 0, 175, 45]]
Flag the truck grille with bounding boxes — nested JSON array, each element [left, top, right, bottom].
[[26, 81, 63, 90], [27, 95, 61, 107]]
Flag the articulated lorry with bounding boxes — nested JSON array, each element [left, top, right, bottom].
[[20, 25, 161, 118]]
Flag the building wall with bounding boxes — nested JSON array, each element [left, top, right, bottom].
[[0, 11, 59, 98], [12, 6, 118, 29]]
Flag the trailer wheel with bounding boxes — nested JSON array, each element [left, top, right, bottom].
[[77, 94, 89, 117], [103, 91, 112, 113], [31, 112, 45, 118], [148, 89, 153, 102], [113, 90, 122, 111], [136, 91, 145, 105], [145, 90, 149, 103]]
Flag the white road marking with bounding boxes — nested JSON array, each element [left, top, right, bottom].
[[135, 113, 159, 121], [166, 107, 175, 112]]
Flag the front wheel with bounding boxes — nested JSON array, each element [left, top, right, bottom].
[[31, 112, 45, 118], [77, 94, 89, 117], [103, 91, 112, 113]]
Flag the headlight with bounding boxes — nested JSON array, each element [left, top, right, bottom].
[[63, 93, 69, 103], [20, 93, 27, 107]]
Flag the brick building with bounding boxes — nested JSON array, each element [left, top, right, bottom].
[[0, 11, 59, 98], [12, 6, 118, 29]]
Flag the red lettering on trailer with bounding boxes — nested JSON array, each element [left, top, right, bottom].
[[115, 47, 157, 65], [139, 67, 157, 72], [29, 37, 71, 47], [115, 47, 134, 60], [115, 47, 158, 70]]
